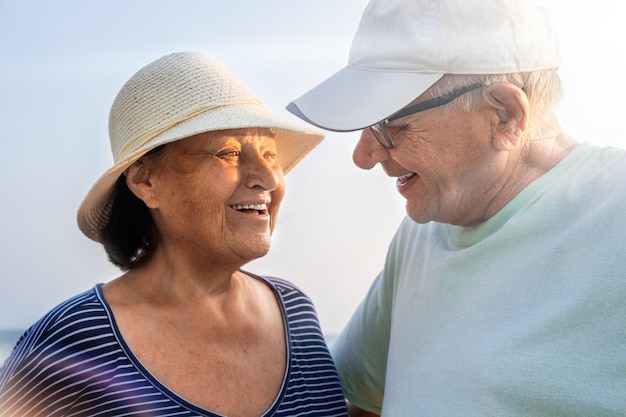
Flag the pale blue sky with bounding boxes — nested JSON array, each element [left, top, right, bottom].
[[0, 0, 624, 335]]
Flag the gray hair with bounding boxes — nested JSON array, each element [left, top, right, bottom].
[[427, 70, 562, 138]]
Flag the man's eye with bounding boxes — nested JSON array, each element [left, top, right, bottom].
[[385, 124, 405, 134]]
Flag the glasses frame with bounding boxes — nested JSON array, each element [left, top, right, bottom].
[[369, 83, 484, 149]]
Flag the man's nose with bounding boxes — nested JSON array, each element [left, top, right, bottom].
[[352, 129, 391, 170]]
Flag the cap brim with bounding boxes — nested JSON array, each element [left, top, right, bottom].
[[287, 66, 444, 132]]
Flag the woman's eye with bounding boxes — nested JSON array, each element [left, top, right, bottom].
[[215, 150, 240, 160]]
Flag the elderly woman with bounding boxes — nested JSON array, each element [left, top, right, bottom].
[[0, 52, 348, 417]]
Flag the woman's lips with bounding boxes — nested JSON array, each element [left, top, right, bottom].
[[229, 203, 269, 215]]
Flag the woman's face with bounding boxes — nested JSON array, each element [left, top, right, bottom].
[[138, 128, 285, 264]]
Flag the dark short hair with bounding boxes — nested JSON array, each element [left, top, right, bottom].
[[100, 145, 167, 270], [100, 175, 157, 270]]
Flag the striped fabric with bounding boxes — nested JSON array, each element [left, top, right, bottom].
[[0, 275, 348, 417]]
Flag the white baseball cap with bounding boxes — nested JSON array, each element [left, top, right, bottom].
[[287, 0, 560, 132]]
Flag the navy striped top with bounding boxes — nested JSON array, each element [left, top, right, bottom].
[[0, 275, 348, 417]]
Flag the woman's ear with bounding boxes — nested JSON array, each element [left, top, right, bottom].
[[125, 160, 160, 209], [482, 83, 529, 151]]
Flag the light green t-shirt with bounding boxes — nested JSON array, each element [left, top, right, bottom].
[[332, 144, 626, 416]]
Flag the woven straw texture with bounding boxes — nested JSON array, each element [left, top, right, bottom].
[[77, 52, 323, 242]]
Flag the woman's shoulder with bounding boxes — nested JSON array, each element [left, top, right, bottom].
[[13, 285, 109, 352], [242, 271, 321, 317], [242, 270, 308, 296], [263, 275, 305, 293]]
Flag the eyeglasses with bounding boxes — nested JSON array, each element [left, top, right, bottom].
[[369, 83, 483, 149]]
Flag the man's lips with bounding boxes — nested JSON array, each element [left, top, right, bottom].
[[396, 172, 417, 187]]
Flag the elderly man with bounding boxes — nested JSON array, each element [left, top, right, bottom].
[[287, 0, 626, 416]]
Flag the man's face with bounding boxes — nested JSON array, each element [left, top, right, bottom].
[[353, 96, 512, 226]]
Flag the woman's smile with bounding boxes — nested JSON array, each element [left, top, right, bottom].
[[229, 202, 270, 216]]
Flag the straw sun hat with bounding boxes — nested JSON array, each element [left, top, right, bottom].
[[77, 51, 324, 242]]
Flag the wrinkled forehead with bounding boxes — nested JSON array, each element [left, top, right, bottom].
[[172, 127, 278, 150], [189, 127, 277, 141]]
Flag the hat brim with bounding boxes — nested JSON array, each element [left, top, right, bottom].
[[287, 66, 444, 132], [77, 103, 323, 242]]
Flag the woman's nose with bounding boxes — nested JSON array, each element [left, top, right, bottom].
[[245, 152, 282, 190], [352, 129, 391, 170]]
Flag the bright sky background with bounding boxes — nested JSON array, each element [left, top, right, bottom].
[[1, 0, 624, 336]]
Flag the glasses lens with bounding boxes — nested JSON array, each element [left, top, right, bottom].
[[370, 125, 393, 149]]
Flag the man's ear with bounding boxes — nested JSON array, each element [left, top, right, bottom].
[[125, 160, 159, 209], [482, 83, 529, 151]]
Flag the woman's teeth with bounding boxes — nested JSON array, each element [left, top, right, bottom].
[[231, 203, 268, 211]]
